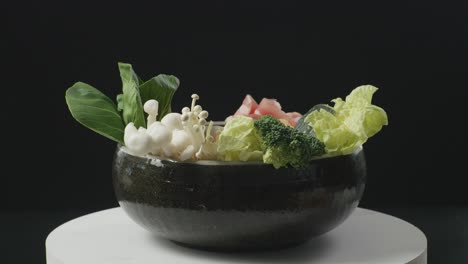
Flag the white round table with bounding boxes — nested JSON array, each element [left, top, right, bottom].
[[46, 208, 427, 264]]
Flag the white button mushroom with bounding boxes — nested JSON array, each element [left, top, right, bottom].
[[143, 100, 159, 127], [198, 118, 206, 126], [181, 113, 190, 122], [193, 105, 202, 113], [199, 110, 209, 119], [146, 122, 172, 147], [181, 107, 190, 114], [124, 123, 153, 156], [124, 122, 137, 143], [169, 129, 192, 152], [161, 146, 173, 158], [161, 113, 183, 130], [179, 145, 196, 161]]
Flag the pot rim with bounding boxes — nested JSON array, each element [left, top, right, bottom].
[[117, 144, 363, 167]]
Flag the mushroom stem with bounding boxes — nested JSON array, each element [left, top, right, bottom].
[[191, 94, 199, 111], [143, 100, 159, 127], [205, 121, 214, 142], [147, 114, 157, 127]]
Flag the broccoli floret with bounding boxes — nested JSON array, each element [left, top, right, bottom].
[[254, 115, 325, 169]]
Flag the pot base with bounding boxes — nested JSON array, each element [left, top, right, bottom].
[[170, 239, 309, 252]]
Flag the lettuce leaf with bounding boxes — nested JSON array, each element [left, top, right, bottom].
[[305, 85, 388, 154], [217, 116, 263, 161]]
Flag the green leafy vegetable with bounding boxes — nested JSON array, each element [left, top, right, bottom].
[[305, 85, 388, 155], [116, 94, 123, 111], [217, 116, 263, 161], [295, 104, 335, 135], [255, 115, 325, 169], [65, 82, 125, 143], [136, 74, 145, 87], [139, 74, 179, 120], [118, 62, 146, 128]]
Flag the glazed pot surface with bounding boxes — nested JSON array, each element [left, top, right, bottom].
[[112, 146, 366, 251]]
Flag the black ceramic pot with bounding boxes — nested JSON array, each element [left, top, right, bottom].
[[112, 145, 366, 251]]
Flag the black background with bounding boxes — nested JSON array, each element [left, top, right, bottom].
[[4, 0, 467, 212]]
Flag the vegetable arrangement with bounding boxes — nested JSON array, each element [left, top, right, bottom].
[[66, 63, 388, 169]]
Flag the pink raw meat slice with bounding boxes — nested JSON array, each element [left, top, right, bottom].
[[234, 95, 258, 116], [286, 112, 302, 127], [248, 113, 262, 120], [256, 98, 287, 119], [227, 95, 301, 126]]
